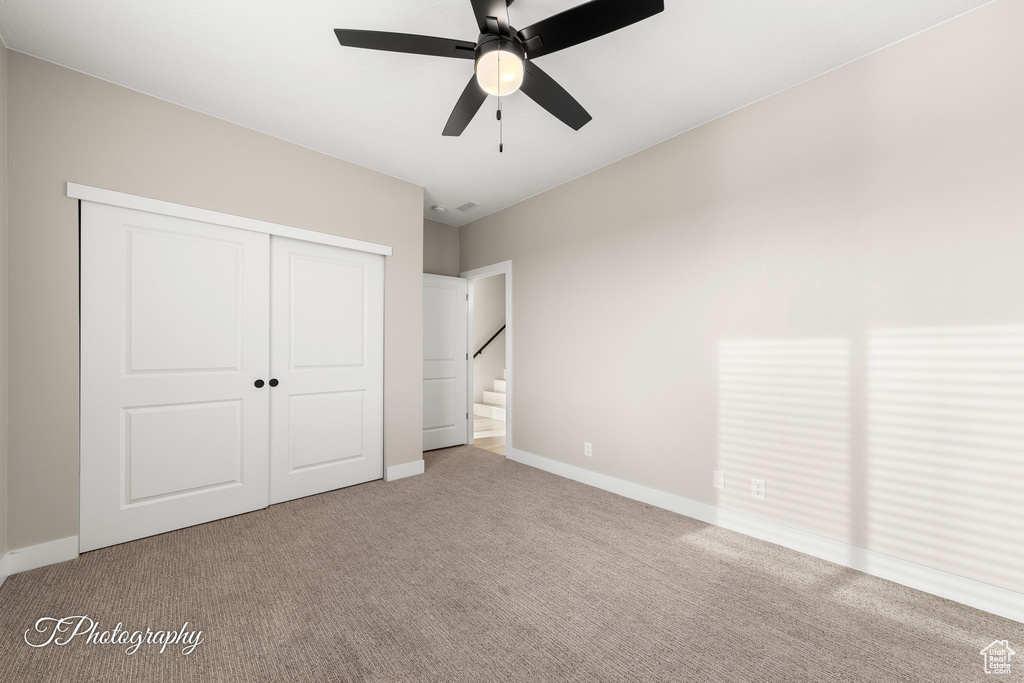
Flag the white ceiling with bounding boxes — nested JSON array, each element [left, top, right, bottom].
[[0, 0, 994, 226]]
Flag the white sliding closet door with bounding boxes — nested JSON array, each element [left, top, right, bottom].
[[269, 237, 384, 504], [80, 203, 271, 552]]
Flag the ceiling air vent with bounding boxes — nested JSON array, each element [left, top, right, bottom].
[[456, 201, 481, 213]]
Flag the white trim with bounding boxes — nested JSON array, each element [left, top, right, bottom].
[[460, 260, 512, 283], [465, 280, 476, 445], [3, 536, 80, 576], [0, 552, 9, 589], [461, 260, 513, 452], [385, 459, 425, 482], [507, 447, 1024, 624], [67, 183, 393, 256]]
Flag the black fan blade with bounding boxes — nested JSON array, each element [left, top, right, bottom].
[[517, 0, 664, 59], [520, 62, 592, 131], [470, 0, 511, 36], [334, 29, 476, 59], [443, 76, 489, 136]]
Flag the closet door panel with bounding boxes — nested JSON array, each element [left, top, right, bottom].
[[80, 203, 271, 552], [269, 237, 384, 504]]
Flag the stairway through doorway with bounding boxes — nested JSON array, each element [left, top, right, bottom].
[[473, 370, 505, 455]]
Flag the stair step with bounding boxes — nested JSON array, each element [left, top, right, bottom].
[[493, 378, 506, 392], [473, 402, 506, 421], [482, 389, 505, 406]]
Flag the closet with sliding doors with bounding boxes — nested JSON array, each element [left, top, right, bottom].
[[78, 194, 385, 551]]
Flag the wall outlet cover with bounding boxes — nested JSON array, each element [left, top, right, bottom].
[[751, 479, 766, 501], [713, 470, 725, 490], [584, 442, 593, 457]]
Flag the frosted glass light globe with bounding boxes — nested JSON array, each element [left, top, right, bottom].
[[475, 50, 524, 96]]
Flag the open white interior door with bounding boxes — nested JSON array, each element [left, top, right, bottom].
[[423, 274, 469, 451]]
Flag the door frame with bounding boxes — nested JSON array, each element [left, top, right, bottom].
[[460, 260, 513, 455]]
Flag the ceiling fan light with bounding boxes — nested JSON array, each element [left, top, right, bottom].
[[476, 49, 524, 96]]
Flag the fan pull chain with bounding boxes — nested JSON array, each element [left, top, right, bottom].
[[497, 50, 504, 153]]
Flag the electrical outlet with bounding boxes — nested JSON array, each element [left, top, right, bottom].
[[751, 479, 766, 501], [584, 441, 593, 457], [713, 470, 725, 490]]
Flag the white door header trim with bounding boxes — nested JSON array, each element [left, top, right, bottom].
[[460, 260, 511, 280], [67, 183, 393, 256]]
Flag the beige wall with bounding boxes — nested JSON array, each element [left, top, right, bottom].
[[6, 53, 424, 551], [461, 0, 1024, 593], [0, 43, 8, 557], [472, 274, 505, 404], [423, 219, 460, 276]]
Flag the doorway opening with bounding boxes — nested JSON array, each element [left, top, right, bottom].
[[463, 261, 512, 457]]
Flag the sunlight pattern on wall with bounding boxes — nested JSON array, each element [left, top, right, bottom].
[[867, 326, 1024, 593], [718, 338, 852, 542]]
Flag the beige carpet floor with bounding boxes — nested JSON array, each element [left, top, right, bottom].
[[0, 445, 1020, 682]]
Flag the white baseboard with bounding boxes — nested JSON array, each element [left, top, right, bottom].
[[0, 551, 9, 589], [385, 459, 425, 482], [2, 536, 80, 577], [507, 447, 1024, 624]]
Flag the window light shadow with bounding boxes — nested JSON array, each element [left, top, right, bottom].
[[867, 326, 1024, 593], [717, 338, 853, 542]]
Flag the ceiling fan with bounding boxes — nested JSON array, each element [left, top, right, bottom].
[[334, 0, 665, 140]]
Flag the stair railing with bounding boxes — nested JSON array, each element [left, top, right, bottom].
[[474, 325, 506, 359]]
